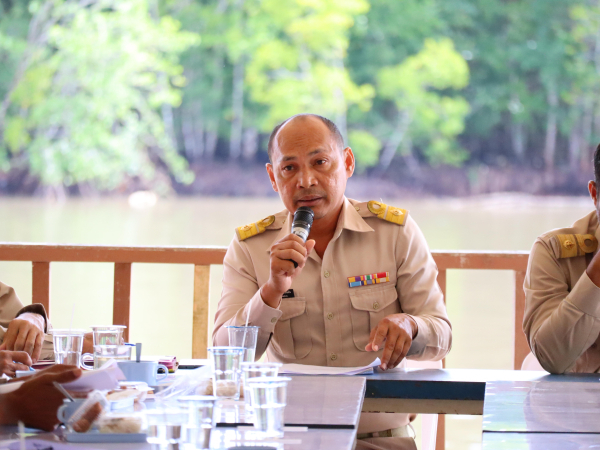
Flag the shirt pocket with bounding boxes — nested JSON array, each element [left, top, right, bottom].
[[348, 284, 400, 351], [271, 298, 313, 360]]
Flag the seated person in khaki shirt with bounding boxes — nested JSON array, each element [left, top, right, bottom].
[[213, 114, 452, 449], [0, 281, 53, 363], [524, 142, 600, 374]]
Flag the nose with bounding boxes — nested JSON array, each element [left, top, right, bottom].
[[297, 166, 317, 189]]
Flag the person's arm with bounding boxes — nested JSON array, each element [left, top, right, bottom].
[[0, 283, 48, 362], [213, 234, 314, 359], [366, 216, 452, 369], [0, 365, 81, 430], [524, 239, 600, 374]]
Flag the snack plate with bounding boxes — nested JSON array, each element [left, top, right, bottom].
[[65, 432, 147, 443]]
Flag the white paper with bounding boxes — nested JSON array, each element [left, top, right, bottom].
[[6, 439, 102, 450], [279, 358, 381, 376], [61, 359, 126, 391]]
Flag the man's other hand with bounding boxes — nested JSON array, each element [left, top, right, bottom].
[[261, 234, 315, 308], [0, 313, 45, 362], [0, 350, 32, 377], [0, 365, 82, 430], [365, 314, 418, 370]]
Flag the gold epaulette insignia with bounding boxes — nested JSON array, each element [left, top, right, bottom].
[[556, 234, 598, 258], [236, 215, 275, 241], [367, 200, 408, 226]]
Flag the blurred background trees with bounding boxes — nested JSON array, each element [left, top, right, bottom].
[[1, 0, 600, 195]]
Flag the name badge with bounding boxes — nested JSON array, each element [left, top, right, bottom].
[[347, 272, 389, 288]]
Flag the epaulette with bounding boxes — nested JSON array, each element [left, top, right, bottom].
[[366, 200, 408, 226], [236, 215, 276, 241], [554, 234, 598, 258]]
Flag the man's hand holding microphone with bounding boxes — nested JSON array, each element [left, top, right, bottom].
[[261, 207, 315, 308]]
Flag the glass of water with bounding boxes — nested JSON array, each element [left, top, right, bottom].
[[246, 376, 291, 438], [207, 346, 245, 400], [178, 395, 217, 449], [226, 326, 259, 363], [145, 405, 188, 445], [51, 329, 87, 368], [90, 325, 126, 346], [240, 362, 282, 418], [90, 344, 132, 369]]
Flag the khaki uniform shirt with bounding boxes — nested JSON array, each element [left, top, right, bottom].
[[213, 197, 451, 366], [0, 281, 54, 360], [524, 211, 600, 374]]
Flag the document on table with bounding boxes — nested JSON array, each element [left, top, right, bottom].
[[61, 359, 126, 391], [280, 358, 381, 375]]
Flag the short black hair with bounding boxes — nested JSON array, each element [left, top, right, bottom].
[[595, 142, 600, 184], [267, 114, 344, 162]]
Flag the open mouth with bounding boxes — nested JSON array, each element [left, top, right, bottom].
[[296, 196, 323, 206]]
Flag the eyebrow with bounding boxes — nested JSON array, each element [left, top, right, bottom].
[[280, 149, 324, 163]]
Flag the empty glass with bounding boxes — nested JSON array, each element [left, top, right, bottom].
[[90, 325, 126, 346], [145, 405, 188, 445], [51, 329, 87, 367], [246, 376, 291, 438], [207, 346, 245, 400], [226, 326, 259, 363], [178, 395, 218, 449]]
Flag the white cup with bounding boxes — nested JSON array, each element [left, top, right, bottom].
[[117, 361, 169, 386]]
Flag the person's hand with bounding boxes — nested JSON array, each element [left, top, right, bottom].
[[0, 365, 82, 430], [0, 350, 32, 377], [365, 314, 418, 371], [0, 312, 45, 362], [260, 234, 315, 308]]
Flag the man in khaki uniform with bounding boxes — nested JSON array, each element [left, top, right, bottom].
[[0, 281, 54, 369], [213, 114, 451, 449], [524, 143, 600, 374]]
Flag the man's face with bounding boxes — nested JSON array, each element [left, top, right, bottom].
[[266, 117, 355, 222]]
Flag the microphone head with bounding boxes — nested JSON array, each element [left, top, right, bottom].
[[291, 207, 314, 242]]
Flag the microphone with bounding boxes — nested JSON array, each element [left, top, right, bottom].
[[290, 206, 314, 268]]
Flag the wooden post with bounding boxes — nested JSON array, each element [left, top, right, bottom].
[[113, 263, 132, 342], [193, 265, 210, 358], [32, 262, 51, 317], [514, 270, 528, 370], [436, 268, 447, 450]]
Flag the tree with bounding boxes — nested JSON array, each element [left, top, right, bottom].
[[1, 0, 198, 193]]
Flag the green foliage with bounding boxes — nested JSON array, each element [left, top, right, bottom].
[[2, 0, 198, 189], [349, 130, 381, 169]]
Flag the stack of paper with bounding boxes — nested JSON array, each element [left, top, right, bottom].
[[280, 358, 381, 375]]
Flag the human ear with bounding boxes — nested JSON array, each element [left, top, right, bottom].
[[266, 163, 279, 193], [344, 147, 355, 178], [589, 180, 597, 205]]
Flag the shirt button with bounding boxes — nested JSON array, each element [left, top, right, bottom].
[[271, 317, 277, 323], [354, 205, 360, 211], [324, 270, 330, 278], [330, 354, 338, 361], [373, 302, 379, 310], [327, 312, 334, 320]]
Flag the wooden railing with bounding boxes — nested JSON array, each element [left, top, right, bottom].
[[0, 244, 530, 367]]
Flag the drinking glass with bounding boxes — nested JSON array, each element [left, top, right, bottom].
[[226, 326, 259, 363], [178, 395, 217, 449], [207, 346, 245, 400], [90, 325, 126, 346], [145, 405, 188, 445], [91, 344, 132, 369], [51, 329, 87, 367], [246, 376, 291, 438], [240, 362, 282, 418]]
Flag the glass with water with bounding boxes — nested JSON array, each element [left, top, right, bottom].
[[51, 329, 86, 367], [246, 376, 291, 438], [90, 325, 126, 346], [226, 326, 259, 363], [240, 362, 282, 418], [178, 395, 217, 449], [207, 346, 245, 400], [91, 344, 132, 369], [145, 405, 188, 445]]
